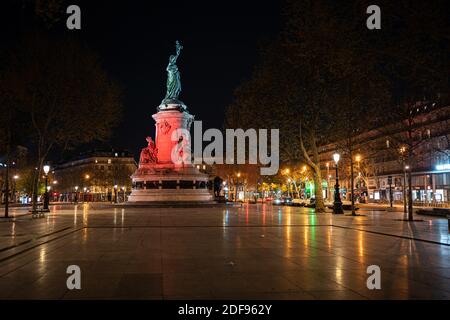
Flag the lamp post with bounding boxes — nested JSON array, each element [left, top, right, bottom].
[[328, 175, 332, 202], [47, 185, 52, 203], [74, 186, 79, 204], [355, 154, 361, 203], [404, 165, 410, 219], [84, 174, 90, 202], [285, 168, 296, 199], [51, 180, 57, 202], [349, 154, 361, 216], [12, 175, 19, 204], [235, 173, 241, 202], [222, 180, 227, 199], [399, 147, 408, 218], [326, 163, 330, 202], [42, 165, 50, 211], [82, 187, 87, 203], [114, 184, 118, 204], [3, 161, 9, 218], [287, 178, 291, 198], [333, 153, 344, 214]]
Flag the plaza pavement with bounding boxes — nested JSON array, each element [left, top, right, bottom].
[[0, 203, 449, 299]]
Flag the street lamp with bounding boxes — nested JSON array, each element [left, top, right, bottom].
[[83, 187, 87, 202], [43, 165, 50, 211], [332, 153, 344, 214], [287, 178, 292, 198], [354, 155, 362, 199], [235, 173, 241, 202], [114, 184, 118, 203], [399, 147, 408, 216], [404, 165, 412, 220], [12, 175, 19, 203], [348, 154, 361, 216], [74, 186, 79, 204], [326, 162, 330, 201]]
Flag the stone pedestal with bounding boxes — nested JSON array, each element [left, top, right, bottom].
[[152, 108, 193, 164], [128, 103, 212, 203]]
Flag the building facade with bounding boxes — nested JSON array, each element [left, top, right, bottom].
[[319, 103, 450, 205], [53, 150, 137, 202]]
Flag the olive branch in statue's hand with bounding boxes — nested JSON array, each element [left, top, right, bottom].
[[175, 40, 183, 55]]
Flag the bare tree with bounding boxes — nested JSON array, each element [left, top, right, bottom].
[[6, 33, 122, 211]]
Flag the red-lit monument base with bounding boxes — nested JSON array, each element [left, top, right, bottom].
[[127, 104, 212, 202]]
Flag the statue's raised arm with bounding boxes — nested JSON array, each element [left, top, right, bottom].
[[175, 40, 183, 58]]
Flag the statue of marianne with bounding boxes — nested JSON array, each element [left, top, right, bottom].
[[162, 40, 183, 105]]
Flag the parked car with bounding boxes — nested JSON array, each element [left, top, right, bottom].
[[304, 198, 316, 208], [282, 197, 292, 205], [273, 197, 291, 205], [291, 198, 306, 207], [273, 197, 282, 205]]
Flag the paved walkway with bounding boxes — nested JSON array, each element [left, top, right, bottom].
[[0, 203, 449, 299]]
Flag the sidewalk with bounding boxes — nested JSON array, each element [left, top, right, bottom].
[[0, 204, 449, 299], [0, 202, 80, 219], [358, 202, 449, 213]]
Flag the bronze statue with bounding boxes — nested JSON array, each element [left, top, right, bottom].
[[162, 40, 183, 103]]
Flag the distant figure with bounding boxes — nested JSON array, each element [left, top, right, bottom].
[[213, 176, 223, 197]]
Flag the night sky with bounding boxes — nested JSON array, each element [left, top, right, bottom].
[[2, 0, 281, 160]]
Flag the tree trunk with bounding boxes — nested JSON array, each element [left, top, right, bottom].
[[313, 169, 326, 212], [299, 127, 326, 212], [3, 134, 11, 218], [293, 182, 300, 198], [310, 135, 325, 213], [4, 146, 10, 218], [350, 155, 356, 215], [31, 157, 44, 212]]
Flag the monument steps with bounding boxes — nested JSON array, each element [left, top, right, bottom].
[[117, 201, 238, 208]]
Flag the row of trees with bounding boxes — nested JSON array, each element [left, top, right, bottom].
[[0, 2, 122, 216], [225, 0, 450, 219]]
